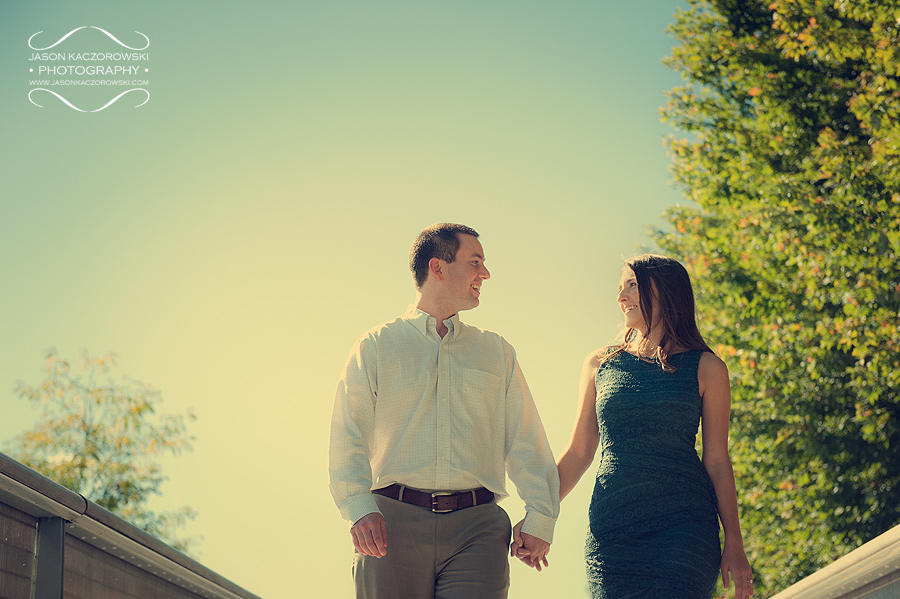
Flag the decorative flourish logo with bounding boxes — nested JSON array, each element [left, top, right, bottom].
[[28, 88, 150, 111], [28, 26, 150, 51], [27, 26, 151, 112]]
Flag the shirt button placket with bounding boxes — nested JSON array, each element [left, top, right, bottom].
[[436, 341, 451, 486]]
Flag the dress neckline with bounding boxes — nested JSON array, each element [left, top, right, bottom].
[[621, 349, 694, 359]]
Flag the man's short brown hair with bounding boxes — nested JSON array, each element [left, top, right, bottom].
[[409, 223, 479, 288]]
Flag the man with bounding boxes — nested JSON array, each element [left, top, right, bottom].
[[329, 223, 560, 599]]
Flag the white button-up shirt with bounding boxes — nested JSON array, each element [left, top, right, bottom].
[[329, 306, 560, 542]]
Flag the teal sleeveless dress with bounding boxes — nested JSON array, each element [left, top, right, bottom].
[[586, 350, 721, 599]]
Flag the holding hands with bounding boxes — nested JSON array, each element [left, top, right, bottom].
[[510, 519, 550, 572]]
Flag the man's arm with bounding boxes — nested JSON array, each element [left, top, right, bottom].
[[502, 341, 560, 562], [328, 336, 383, 536]]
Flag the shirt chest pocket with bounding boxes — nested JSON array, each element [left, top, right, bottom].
[[457, 369, 503, 422]]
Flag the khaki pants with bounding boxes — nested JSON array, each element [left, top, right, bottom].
[[353, 494, 512, 599]]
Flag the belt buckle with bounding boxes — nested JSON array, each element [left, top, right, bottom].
[[431, 491, 455, 513]]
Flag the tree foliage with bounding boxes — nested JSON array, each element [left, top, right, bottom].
[[7, 348, 199, 553], [659, 0, 900, 595]]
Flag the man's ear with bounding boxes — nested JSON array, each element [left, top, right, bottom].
[[428, 257, 444, 281]]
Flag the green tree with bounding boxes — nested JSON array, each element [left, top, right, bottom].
[[6, 348, 199, 553], [658, 0, 900, 596]]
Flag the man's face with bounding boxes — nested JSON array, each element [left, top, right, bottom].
[[441, 234, 491, 313]]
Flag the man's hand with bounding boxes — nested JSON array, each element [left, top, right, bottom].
[[510, 519, 550, 572], [351, 512, 387, 558]]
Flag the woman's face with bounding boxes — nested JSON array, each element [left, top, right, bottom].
[[617, 268, 647, 331]]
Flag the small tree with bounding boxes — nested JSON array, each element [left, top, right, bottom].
[[7, 348, 199, 553]]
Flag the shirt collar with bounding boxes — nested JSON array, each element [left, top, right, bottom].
[[403, 305, 462, 340]]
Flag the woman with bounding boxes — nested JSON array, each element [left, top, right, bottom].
[[514, 254, 753, 599]]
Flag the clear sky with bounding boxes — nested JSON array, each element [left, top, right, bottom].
[[1, 1, 688, 597]]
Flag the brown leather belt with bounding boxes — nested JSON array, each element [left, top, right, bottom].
[[373, 484, 494, 513]]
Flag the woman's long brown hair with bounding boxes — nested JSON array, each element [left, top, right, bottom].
[[602, 254, 712, 372]]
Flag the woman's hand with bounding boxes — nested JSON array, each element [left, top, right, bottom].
[[721, 540, 753, 598]]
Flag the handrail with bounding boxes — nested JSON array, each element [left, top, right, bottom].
[[769, 524, 900, 599], [0, 452, 261, 599]]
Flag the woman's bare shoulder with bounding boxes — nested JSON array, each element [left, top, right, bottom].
[[584, 345, 619, 371], [698, 350, 729, 384], [584, 349, 603, 368]]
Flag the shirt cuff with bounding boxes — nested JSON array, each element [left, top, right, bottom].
[[344, 493, 381, 525], [521, 510, 556, 544]]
